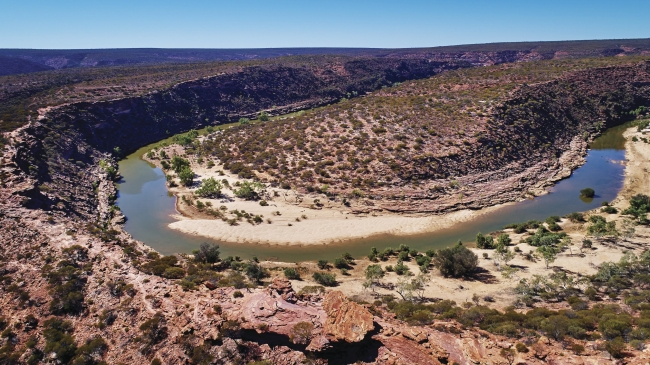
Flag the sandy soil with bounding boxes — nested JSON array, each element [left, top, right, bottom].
[[157, 143, 513, 245], [615, 128, 650, 205], [267, 233, 630, 310]]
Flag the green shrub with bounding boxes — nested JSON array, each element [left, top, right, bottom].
[[580, 188, 595, 198], [162, 267, 186, 279], [601, 205, 618, 214], [290, 322, 314, 345], [547, 221, 562, 231], [192, 242, 220, 264], [141, 255, 177, 274], [44, 262, 87, 315], [234, 181, 263, 200], [515, 342, 529, 353], [545, 215, 561, 224], [623, 194, 650, 221], [244, 262, 268, 284], [195, 177, 222, 198], [72, 336, 107, 364], [171, 156, 190, 173], [259, 111, 270, 122], [566, 212, 585, 222], [178, 166, 195, 187], [317, 260, 328, 269], [570, 343, 585, 354], [283, 268, 301, 280], [43, 318, 77, 364], [334, 258, 349, 269], [605, 337, 626, 358], [433, 243, 478, 278], [476, 233, 493, 249], [504, 220, 541, 233], [312, 272, 337, 286]]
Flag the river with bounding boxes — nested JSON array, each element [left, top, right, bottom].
[[117, 123, 628, 261]]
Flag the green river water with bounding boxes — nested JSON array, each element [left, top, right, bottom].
[[117, 123, 629, 261]]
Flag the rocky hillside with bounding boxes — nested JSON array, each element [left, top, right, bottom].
[[202, 58, 650, 213], [4, 38, 650, 133], [45, 57, 471, 155], [7, 57, 475, 218]]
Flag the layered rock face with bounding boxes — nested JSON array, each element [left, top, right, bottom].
[[44, 58, 471, 156], [378, 62, 650, 212], [323, 291, 374, 342]]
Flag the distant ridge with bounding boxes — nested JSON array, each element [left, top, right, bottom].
[[2, 38, 650, 76]]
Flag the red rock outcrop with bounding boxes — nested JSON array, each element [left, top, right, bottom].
[[269, 277, 298, 303], [228, 284, 326, 337], [322, 291, 375, 342]]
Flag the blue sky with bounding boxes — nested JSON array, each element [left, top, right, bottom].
[[2, 0, 650, 49]]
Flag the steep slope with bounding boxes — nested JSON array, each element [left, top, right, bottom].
[[203, 58, 650, 213]]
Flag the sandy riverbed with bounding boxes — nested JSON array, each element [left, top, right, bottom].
[[155, 141, 512, 245]]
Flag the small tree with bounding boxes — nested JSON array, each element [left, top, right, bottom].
[[580, 188, 595, 198], [561, 236, 573, 256], [395, 274, 429, 301], [317, 260, 328, 270], [476, 233, 493, 249], [542, 315, 569, 341], [171, 156, 190, 173], [312, 272, 336, 286], [284, 268, 301, 280], [605, 337, 626, 359], [410, 273, 430, 301], [244, 262, 268, 284], [234, 181, 264, 200], [621, 219, 636, 241], [497, 233, 511, 246], [334, 258, 349, 270], [258, 111, 270, 121], [587, 216, 618, 238], [433, 243, 478, 278], [494, 242, 515, 271], [363, 264, 384, 292], [581, 239, 593, 253], [395, 276, 414, 301], [195, 177, 222, 198], [537, 244, 559, 269], [192, 242, 220, 264], [178, 167, 195, 187]]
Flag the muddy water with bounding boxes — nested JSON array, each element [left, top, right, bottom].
[[117, 124, 627, 261]]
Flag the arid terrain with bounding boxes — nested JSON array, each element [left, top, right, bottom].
[[2, 40, 650, 365]]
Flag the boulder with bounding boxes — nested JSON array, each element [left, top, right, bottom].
[[269, 277, 297, 303], [230, 288, 325, 337], [322, 291, 374, 342]]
